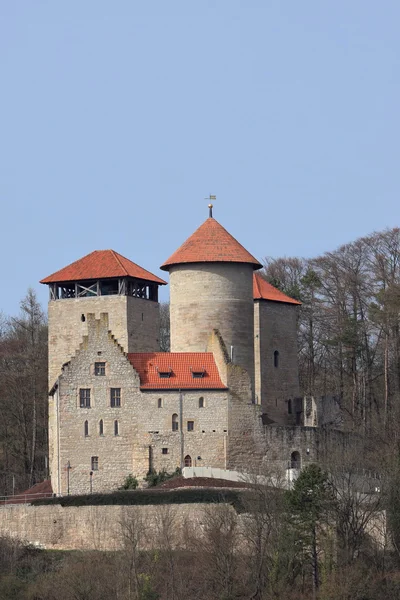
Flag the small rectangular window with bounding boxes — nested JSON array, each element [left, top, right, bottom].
[[94, 362, 106, 376], [162, 448, 169, 455], [187, 421, 194, 432], [192, 370, 205, 379], [158, 370, 172, 379], [79, 388, 91, 408], [110, 388, 121, 407], [91, 456, 99, 471]]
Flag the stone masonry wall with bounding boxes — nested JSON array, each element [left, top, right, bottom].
[[48, 295, 159, 388], [0, 503, 231, 551], [254, 301, 300, 425], [52, 314, 230, 495], [169, 263, 255, 398]]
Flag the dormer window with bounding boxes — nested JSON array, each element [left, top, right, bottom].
[[157, 367, 172, 379], [191, 367, 205, 379]]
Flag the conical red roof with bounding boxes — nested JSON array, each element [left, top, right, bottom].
[[253, 273, 301, 305], [161, 217, 262, 271], [40, 250, 167, 285]]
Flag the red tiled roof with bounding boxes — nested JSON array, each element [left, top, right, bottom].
[[2, 480, 53, 505], [40, 250, 167, 285], [253, 273, 301, 305], [128, 352, 227, 390], [161, 218, 262, 271]]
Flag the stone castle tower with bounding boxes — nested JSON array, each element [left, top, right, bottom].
[[41, 249, 166, 387], [161, 210, 262, 399]]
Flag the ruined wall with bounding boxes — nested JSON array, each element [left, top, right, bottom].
[[254, 301, 300, 424]]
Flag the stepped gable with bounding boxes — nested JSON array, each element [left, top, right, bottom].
[[40, 249, 166, 285], [253, 273, 301, 305], [160, 217, 262, 271], [128, 352, 227, 390]]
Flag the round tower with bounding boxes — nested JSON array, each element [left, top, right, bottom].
[[161, 206, 262, 396]]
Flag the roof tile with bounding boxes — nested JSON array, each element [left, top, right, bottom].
[[161, 217, 262, 271], [253, 273, 301, 305], [128, 352, 227, 390], [41, 250, 167, 285]]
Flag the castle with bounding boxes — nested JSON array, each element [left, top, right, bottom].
[[41, 207, 312, 496]]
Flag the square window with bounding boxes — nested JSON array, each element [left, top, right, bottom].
[[91, 456, 99, 471], [110, 388, 121, 407], [187, 421, 194, 432], [79, 388, 91, 408], [94, 362, 106, 376], [162, 448, 169, 455]]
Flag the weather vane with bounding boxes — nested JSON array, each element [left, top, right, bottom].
[[205, 194, 216, 218]]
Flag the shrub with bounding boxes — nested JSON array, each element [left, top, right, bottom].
[[32, 488, 247, 511], [119, 474, 139, 490], [144, 467, 181, 487]]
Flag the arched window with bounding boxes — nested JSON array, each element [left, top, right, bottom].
[[172, 414, 178, 431], [274, 351, 279, 368], [84, 420, 89, 437], [114, 420, 119, 436], [158, 398, 163, 408], [184, 455, 192, 467], [199, 397, 204, 408], [290, 451, 301, 470], [99, 419, 104, 435]]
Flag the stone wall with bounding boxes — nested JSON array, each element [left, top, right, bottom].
[[52, 314, 231, 496], [48, 295, 160, 388], [0, 503, 227, 551], [169, 263, 255, 398], [254, 300, 300, 424]]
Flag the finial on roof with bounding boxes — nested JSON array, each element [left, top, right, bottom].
[[205, 194, 216, 218]]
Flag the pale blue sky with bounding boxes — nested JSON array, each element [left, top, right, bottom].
[[1, 1, 399, 315]]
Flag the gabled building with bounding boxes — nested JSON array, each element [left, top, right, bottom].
[[41, 210, 303, 495]]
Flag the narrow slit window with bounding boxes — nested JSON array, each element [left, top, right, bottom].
[[114, 420, 119, 436], [288, 399, 292, 415], [99, 419, 104, 435], [84, 420, 89, 437], [199, 397, 204, 408], [274, 351, 279, 368], [158, 398, 163, 408], [172, 413, 178, 431]]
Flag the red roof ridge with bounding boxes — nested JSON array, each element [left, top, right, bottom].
[[111, 249, 127, 273], [253, 273, 301, 305], [161, 217, 262, 271]]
